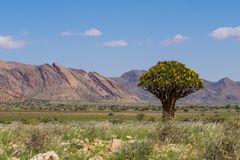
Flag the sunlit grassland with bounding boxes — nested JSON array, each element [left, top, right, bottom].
[[0, 119, 239, 159], [0, 102, 239, 159]]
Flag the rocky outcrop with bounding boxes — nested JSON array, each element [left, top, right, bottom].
[[0, 60, 138, 102], [30, 151, 59, 160]]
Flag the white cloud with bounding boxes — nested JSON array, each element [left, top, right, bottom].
[[60, 31, 77, 36], [82, 28, 102, 36], [60, 28, 102, 37], [0, 35, 26, 49], [210, 26, 240, 40], [104, 40, 128, 47], [161, 34, 189, 45]]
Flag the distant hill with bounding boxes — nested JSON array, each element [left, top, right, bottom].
[[111, 70, 158, 101], [112, 70, 240, 105], [0, 60, 138, 102]]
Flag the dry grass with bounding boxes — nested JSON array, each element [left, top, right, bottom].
[[0, 119, 239, 159]]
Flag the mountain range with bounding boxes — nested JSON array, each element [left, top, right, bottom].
[[0, 60, 138, 102], [1, 60, 240, 104], [113, 70, 240, 105]]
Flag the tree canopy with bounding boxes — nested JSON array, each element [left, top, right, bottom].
[[139, 60, 203, 120]]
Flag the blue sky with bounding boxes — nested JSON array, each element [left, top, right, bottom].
[[0, 0, 240, 81]]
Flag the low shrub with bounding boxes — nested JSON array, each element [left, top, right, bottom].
[[108, 112, 114, 116], [148, 116, 156, 121], [113, 141, 153, 160], [25, 128, 50, 153], [136, 113, 145, 121], [109, 119, 123, 124], [155, 122, 187, 144]]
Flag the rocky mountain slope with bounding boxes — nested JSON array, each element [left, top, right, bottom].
[[111, 70, 158, 101], [0, 60, 138, 102], [112, 70, 240, 104]]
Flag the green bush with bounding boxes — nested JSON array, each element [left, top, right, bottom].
[[148, 116, 156, 121], [183, 109, 189, 112], [136, 113, 145, 121], [154, 122, 187, 144], [108, 112, 114, 116], [25, 128, 50, 153]]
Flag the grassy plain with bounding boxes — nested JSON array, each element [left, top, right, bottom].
[[0, 101, 239, 122], [0, 109, 239, 122], [0, 102, 239, 159]]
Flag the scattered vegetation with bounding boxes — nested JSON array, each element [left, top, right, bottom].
[[0, 119, 238, 159], [0, 101, 239, 159]]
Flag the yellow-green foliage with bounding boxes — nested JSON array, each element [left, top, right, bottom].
[[139, 60, 203, 99]]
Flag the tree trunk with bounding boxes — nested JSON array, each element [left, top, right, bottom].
[[161, 99, 176, 121]]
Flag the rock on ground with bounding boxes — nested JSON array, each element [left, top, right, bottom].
[[30, 151, 59, 160], [89, 155, 104, 160], [109, 139, 124, 152], [8, 157, 19, 160]]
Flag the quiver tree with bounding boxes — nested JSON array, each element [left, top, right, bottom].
[[138, 61, 203, 121]]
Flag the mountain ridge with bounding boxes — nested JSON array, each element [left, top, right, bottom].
[[1, 60, 240, 104], [112, 70, 240, 104], [0, 60, 139, 102]]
